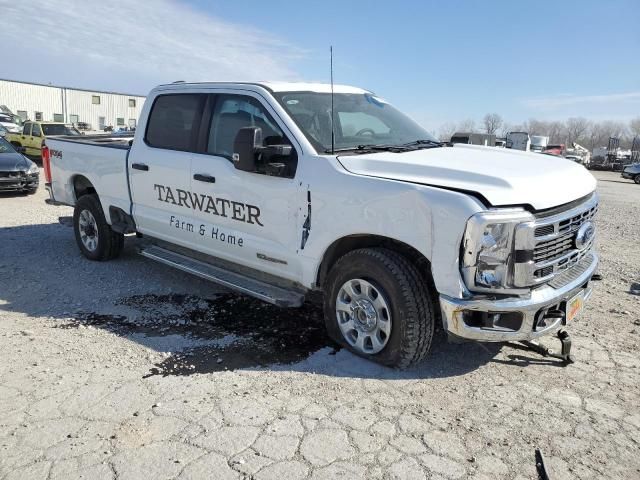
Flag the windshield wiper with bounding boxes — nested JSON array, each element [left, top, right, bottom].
[[400, 139, 444, 148], [326, 144, 415, 154], [326, 140, 444, 154]]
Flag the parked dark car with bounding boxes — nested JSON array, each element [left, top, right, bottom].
[[76, 122, 92, 131], [622, 163, 640, 184], [0, 137, 39, 194]]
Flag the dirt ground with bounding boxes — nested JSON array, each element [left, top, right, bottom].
[[1, 170, 638, 480]]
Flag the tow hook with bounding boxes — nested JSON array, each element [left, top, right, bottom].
[[519, 330, 575, 365]]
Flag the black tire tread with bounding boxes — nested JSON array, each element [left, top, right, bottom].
[[329, 247, 435, 368], [74, 194, 124, 261]]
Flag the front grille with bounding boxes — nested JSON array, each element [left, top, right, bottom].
[[0, 170, 28, 190], [548, 253, 594, 289], [531, 195, 598, 281]]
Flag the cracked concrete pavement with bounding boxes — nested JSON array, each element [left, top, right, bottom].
[[1, 170, 639, 479]]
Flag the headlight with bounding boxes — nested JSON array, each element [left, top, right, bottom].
[[475, 223, 512, 287], [461, 210, 533, 292], [26, 164, 39, 175]]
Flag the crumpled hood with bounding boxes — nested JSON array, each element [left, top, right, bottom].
[[337, 144, 597, 210]]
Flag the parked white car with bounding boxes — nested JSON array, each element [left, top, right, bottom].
[[42, 82, 599, 367], [0, 114, 21, 134]]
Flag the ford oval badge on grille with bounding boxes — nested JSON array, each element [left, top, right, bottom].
[[575, 221, 595, 250]]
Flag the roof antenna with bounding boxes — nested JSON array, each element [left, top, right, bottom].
[[330, 46, 335, 155]]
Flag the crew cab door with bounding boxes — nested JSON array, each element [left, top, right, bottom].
[[28, 123, 43, 157], [129, 93, 205, 241], [17, 122, 35, 156], [189, 92, 303, 281]]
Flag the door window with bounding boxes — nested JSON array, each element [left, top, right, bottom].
[[22, 123, 31, 135], [145, 94, 204, 151], [205, 95, 297, 177], [207, 95, 285, 158], [31, 124, 42, 137]]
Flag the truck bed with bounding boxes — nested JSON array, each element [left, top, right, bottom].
[[46, 134, 133, 222], [48, 133, 134, 149]]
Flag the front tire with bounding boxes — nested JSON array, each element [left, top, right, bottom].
[[73, 194, 124, 261], [323, 248, 435, 368], [635, 175, 640, 185]]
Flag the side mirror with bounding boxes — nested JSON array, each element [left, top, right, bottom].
[[233, 127, 263, 172]]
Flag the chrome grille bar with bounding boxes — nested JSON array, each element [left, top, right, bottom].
[[531, 193, 598, 283]]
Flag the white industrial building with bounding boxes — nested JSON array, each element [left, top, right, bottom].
[[0, 78, 146, 130]]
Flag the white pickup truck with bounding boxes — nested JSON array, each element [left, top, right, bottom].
[[43, 82, 598, 368]]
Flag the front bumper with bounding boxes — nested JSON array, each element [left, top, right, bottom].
[[0, 173, 39, 191], [440, 252, 598, 342], [621, 171, 636, 179]]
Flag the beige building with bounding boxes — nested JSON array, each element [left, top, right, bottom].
[[0, 78, 146, 130]]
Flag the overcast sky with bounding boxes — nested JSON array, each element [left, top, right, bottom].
[[2, 0, 638, 131]]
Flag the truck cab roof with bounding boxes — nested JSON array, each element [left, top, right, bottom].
[[156, 81, 371, 94]]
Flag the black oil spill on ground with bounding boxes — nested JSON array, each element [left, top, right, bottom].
[[59, 293, 337, 376]]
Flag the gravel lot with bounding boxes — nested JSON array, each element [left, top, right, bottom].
[[1, 170, 639, 480]]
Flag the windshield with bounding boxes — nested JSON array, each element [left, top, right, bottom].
[[273, 92, 437, 153], [0, 137, 16, 153], [41, 124, 81, 136]]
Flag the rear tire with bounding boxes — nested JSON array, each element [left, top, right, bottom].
[[73, 194, 124, 261], [634, 175, 640, 185], [323, 248, 435, 368]]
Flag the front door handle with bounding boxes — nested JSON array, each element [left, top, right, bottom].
[[131, 163, 149, 171], [193, 173, 215, 183]]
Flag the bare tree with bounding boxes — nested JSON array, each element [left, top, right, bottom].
[[498, 122, 511, 138], [457, 119, 476, 133], [586, 123, 607, 151], [527, 119, 547, 136], [482, 113, 503, 135], [586, 121, 628, 150], [630, 117, 640, 138], [547, 121, 565, 144], [565, 117, 591, 145], [438, 117, 638, 150], [437, 122, 457, 142]]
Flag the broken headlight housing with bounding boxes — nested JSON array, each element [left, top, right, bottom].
[[461, 209, 533, 293]]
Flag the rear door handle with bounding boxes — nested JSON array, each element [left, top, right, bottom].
[[131, 163, 149, 171], [193, 173, 215, 183]]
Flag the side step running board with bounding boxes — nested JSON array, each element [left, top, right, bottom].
[[139, 245, 304, 307]]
